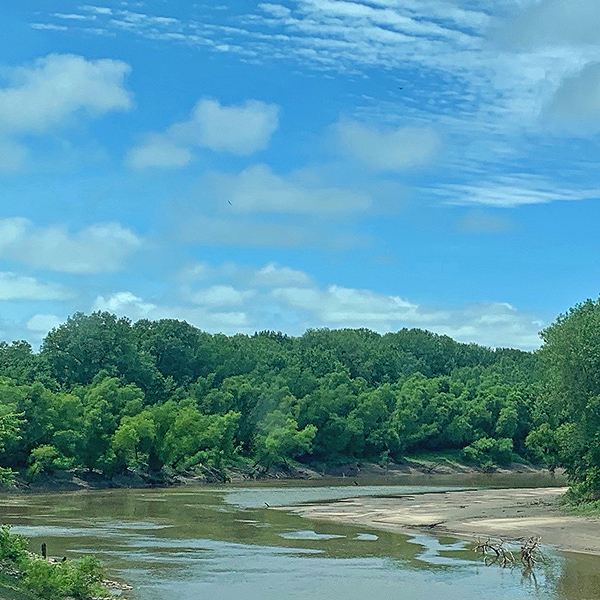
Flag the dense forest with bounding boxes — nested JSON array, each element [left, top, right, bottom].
[[0, 301, 598, 500]]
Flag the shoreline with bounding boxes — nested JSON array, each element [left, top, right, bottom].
[[0, 460, 560, 495], [278, 486, 600, 557]]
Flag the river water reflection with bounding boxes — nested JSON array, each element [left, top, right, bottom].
[[1, 474, 598, 600]]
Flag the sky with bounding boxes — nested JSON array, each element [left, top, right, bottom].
[[1, 0, 599, 351]]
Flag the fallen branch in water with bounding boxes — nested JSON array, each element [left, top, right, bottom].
[[520, 536, 542, 568], [474, 535, 543, 570], [474, 537, 515, 567]]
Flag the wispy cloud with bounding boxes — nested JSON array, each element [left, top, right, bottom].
[[434, 175, 600, 207], [33, 1, 598, 187]]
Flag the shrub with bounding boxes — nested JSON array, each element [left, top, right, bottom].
[[0, 525, 27, 562], [462, 437, 513, 468], [23, 555, 109, 600], [27, 445, 73, 481]]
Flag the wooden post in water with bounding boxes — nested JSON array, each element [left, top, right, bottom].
[[41, 543, 47, 559]]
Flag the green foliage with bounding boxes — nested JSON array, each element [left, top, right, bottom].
[[0, 467, 16, 487], [27, 445, 72, 481], [255, 410, 317, 468], [0, 311, 550, 481], [0, 401, 23, 453], [0, 526, 27, 562], [161, 406, 241, 470], [540, 298, 600, 498], [462, 437, 513, 468], [0, 524, 109, 600], [525, 423, 559, 468], [23, 555, 108, 600]]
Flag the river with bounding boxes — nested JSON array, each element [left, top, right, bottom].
[[1, 474, 599, 600]]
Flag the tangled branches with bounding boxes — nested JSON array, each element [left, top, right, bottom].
[[474, 538, 515, 567], [520, 536, 542, 568], [474, 536, 542, 570]]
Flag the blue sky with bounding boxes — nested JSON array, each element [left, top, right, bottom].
[[1, 0, 599, 350]]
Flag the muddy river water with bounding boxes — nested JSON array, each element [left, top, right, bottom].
[[1, 474, 599, 600]]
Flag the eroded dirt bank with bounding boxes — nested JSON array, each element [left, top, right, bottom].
[[279, 487, 600, 556]]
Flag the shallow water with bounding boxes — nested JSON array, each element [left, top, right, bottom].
[[1, 474, 598, 600]]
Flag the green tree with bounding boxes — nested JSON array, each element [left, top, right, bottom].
[[540, 298, 600, 496], [112, 412, 156, 469], [255, 410, 317, 468]]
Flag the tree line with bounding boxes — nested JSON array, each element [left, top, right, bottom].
[[0, 305, 596, 500]]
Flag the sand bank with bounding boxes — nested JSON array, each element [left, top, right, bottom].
[[280, 487, 600, 556]]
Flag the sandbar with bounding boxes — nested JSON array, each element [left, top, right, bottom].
[[279, 487, 600, 556]]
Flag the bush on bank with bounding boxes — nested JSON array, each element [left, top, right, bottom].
[[0, 526, 109, 600]]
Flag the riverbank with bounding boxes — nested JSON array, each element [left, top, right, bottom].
[[279, 486, 600, 556], [0, 458, 554, 494]]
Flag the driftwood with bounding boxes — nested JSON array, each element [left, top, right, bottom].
[[474, 536, 542, 569], [474, 537, 515, 567], [520, 536, 542, 568]]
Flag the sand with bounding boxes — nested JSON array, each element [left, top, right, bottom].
[[279, 487, 600, 556]]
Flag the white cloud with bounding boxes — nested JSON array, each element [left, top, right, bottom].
[[271, 283, 543, 349], [93, 291, 157, 316], [91, 261, 544, 349], [81, 6, 113, 16], [127, 98, 280, 168], [0, 273, 72, 301], [0, 54, 132, 171], [543, 62, 600, 133], [54, 13, 97, 21], [334, 120, 441, 171], [0, 218, 143, 273], [178, 261, 313, 291], [31, 23, 69, 31], [252, 263, 313, 288], [190, 285, 255, 307], [436, 176, 600, 207], [93, 291, 250, 333], [272, 284, 444, 328], [0, 54, 133, 135], [259, 3, 292, 18], [210, 164, 371, 214], [26, 314, 62, 332]]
